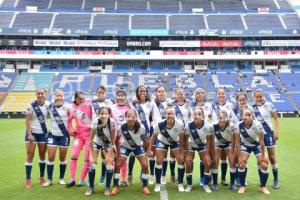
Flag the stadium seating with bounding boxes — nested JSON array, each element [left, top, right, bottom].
[[282, 14, 300, 29], [11, 73, 54, 92], [51, 0, 83, 10], [93, 14, 129, 29], [118, 0, 147, 10], [277, 0, 293, 11], [132, 15, 166, 29], [17, 0, 50, 9], [0, 12, 14, 27], [149, 0, 179, 11], [242, 72, 280, 93], [207, 15, 244, 29], [85, 0, 115, 10], [169, 15, 205, 30], [244, 0, 277, 10], [213, 0, 245, 11], [0, 0, 16, 8], [0, 72, 16, 92], [244, 14, 283, 29], [181, 0, 212, 11], [290, 93, 300, 108], [1, 92, 36, 112], [279, 73, 300, 91], [13, 13, 53, 28], [53, 13, 91, 29]]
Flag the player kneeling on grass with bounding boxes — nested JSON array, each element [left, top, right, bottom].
[[148, 106, 185, 193], [85, 107, 117, 196], [236, 108, 270, 194], [43, 90, 70, 187], [184, 108, 214, 193], [210, 110, 238, 192], [111, 109, 151, 195]]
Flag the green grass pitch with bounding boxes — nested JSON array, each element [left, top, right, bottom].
[[0, 118, 299, 200]]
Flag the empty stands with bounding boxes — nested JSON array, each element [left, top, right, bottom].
[[13, 13, 52, 28], [11, 73, 54, 92], [1, 92, 36, 112]]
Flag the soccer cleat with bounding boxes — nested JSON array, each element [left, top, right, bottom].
[[142, 187, 151, 195], [42, 180, 52, 187], [185, 185, 192, 192], [99, 176, 105, 185], [161, 176, 167, 185], [65, 180, 75, 188], [59, 179, 66, 185], [212, 184, 219, 191], [128, 176, 133, 186], [260, 187, 270, 195], [76, 180, 84, 187], [39, 177, 46, 185], [273, 180, 280, 189], [238, 187, 246, 194], [149, 175, 155, 185], [121, 181, 128, 187], [203, 185, 212, 193], [85, 187, 94, 196], [199, 177, 204, 187], [178, 184, 185, 192], [230, 184, 237, 192], [171, 176, 176, 184], [110, 187, 119, 195], [154, 184, 161, 192], [25, 180, 31, 189], [104, 188, 111, 196], [221, 179, 229, 186]]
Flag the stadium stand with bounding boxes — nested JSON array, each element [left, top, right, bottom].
[[149, 0, 179, 11], [213, 0, 245, 11], [0, 12, 14, 27], [244, 14, 284, 29], [118, 0, 147, 10], [13, 13, 53, 28], [51, 0, 83, 10], [132, 15, 166, 29], [1, 92, 36, 112], [0, 72, 16, 92], [17, 0, 50, 9], [207, 15, 244, 29], [93, 14, 129, 29], [53, 13, 91, 29], [169, 15, 206, 30], [181, 0, 212, 11], [282, 14, 300, 29], [11, 73, 54, 92]]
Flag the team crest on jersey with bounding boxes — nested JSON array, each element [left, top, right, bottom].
[[55, 116, 63, 124], [38, 115, 45, 123], [139, 113, 146, 121]]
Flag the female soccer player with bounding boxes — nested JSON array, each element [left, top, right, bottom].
[[43, 90, 70, 187], [91, 86, 114, 185], [148, 106, 185, 192], [253, 89, 280, 189], [25, 88, 50, 188], [184, 108, 214, 193], [236, 108, 270, 194], [111, 89, 131, 187], [211, 111, 238, 192], [66, 91, 93, 187], [171, 88, 193, 183], [191, 88, 213, 186], [85, 107, 117, 196], [233, 92, 250, 121], [130, 86, 161, 185], [110, 109, 151, 195], [153, 86, 172, 184], [211, 87, 238, 186]]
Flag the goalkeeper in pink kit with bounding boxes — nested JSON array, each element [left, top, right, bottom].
[[66, 91, 93, 187]]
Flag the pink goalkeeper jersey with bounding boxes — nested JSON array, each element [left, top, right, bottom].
[[68, 100, 93, 139]]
